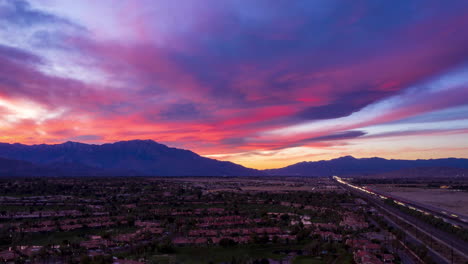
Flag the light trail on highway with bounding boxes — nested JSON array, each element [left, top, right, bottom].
[[332, 176, 468, 228], [333, 176, 468, 264]]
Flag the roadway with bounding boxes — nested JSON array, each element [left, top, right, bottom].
[[365, 186, 468, 229], [333, 176, 468, 264]]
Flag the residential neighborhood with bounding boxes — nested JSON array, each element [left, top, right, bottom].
[[0, 177, 412, 263]]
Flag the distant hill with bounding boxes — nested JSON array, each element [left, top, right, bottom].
[[0, 140, 262, 176], [0, 156, 124, 177], [264, 156, 468, 177], [0, 141, 467, 177], [0, 157, 55, 176], [361, 166, 468, 179]]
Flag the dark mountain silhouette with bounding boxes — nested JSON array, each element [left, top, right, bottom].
[[0, 141, 467, 177], [0, 140, 262, 176], [363, 166, 468, 179], [264, 155, 468, 177], [0, 157, 125, 177], [0, 157, 55, 176]]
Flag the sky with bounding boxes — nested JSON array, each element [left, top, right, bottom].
[[0, 0, 468, 169]]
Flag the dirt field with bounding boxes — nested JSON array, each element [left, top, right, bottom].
[[374, 185, 468, 217], [160, 177, 340, 193]]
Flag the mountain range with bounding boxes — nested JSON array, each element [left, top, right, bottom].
[[264, 155, 468, 177], [0, 140, 467, 177], [0, 140, 262, 176]]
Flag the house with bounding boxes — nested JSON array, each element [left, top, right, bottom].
[[340, 213, 369, 230], [315, 231, 342, 241], [135, 220, 160, 228], [80, 239, 111, 250], [363, 243, 381, 253], [233, 236, 250, 244], [346, 239, 370, 250], [354, 250, 383, 264], [314, 223, 338, 230], [113, 259, 145, 264], [382, 254, 395, 263], [0, 249, 18, 262], [16, 246, 42, 257], [192, 237, 208, 244], [61, 224, 82, 231], [172, 237, 191, 245]]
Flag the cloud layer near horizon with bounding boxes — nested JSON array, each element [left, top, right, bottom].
[[1, 0, 468, 168]]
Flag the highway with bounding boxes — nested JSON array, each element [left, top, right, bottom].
[[333, 176, 468, 264], [333, 176, 468, 229], [364, 186, 468, 229]]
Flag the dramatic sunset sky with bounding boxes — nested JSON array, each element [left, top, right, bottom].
[[1, 0, 468, 169]]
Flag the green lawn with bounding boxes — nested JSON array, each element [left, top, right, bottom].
[[173, 244, 304, 264], [333, 253, 354, 264], [14, 226, 138, 246], [293, 256, 324, 264]]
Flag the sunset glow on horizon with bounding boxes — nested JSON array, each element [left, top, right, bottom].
[[1, 0, 468, 169]]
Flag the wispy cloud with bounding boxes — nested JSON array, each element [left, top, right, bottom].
[[1, 0, 468, 168]]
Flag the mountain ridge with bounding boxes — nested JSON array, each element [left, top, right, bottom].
[[0, 140, 467, 177], [0, 140, 262, 176], [265, 155, 468, 177]]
